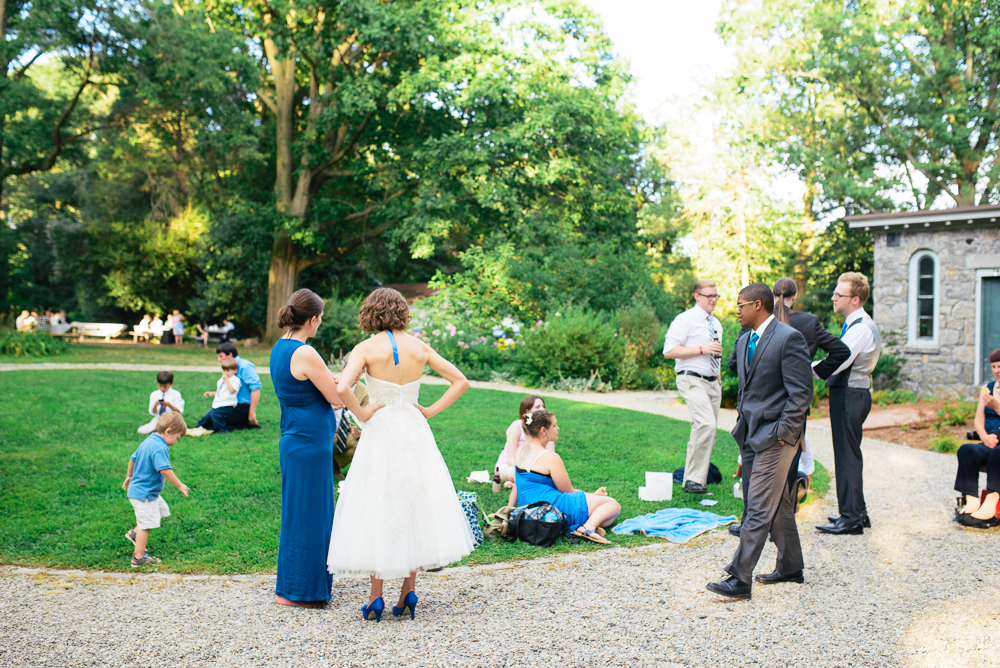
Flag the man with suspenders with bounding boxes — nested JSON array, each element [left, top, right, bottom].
[[814, 272, 881, 535]]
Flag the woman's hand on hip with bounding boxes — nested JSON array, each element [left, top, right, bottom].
[[359, 404, 384, 422], [413, 403, 435, 420]]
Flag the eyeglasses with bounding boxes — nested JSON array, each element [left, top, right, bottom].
[[832, 292, 853, 301], [697, 293, 720, 301], [735, 301, 759, 311]]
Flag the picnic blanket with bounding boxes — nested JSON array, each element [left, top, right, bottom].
[[612, 507, 737, 543]]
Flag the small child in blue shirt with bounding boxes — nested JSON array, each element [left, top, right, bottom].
[[122, 412, 190, 567]]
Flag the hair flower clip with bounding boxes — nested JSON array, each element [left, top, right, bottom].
[[524, 414, 533, 425]]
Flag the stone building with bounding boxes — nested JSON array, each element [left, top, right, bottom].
[[846, 205, 1000, 399]]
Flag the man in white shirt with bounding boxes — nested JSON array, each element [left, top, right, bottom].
[[814, 272, 881, 535], [663, 278, 724, 494]]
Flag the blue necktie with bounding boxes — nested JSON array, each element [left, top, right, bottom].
[[747, 332, 759, 366], [841, 321, 848, 337]]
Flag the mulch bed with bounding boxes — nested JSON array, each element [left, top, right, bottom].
[[812, 397, 976, 452]]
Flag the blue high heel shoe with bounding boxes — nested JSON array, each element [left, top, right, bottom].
[[392, 591, 419, 620], [361, 597, 385, 622]]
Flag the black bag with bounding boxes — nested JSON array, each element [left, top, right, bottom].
[[504, 502, 568, 548], [673, 463, 722, 485]]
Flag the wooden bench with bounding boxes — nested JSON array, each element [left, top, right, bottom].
[[72, 322, 127, 342]]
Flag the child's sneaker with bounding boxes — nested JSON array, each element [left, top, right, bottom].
[[124, 529, 137, 546], [131, 553, 161, 567]]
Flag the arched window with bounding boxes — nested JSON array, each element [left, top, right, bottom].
[[908, 250, 939, 344]]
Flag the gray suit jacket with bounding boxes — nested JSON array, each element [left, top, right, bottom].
[[732, 319, 813, 453]]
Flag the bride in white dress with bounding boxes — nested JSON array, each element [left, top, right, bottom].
[[328, 287, 475, 622]]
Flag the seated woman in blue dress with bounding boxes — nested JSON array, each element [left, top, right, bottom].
[[507, 410, 621, 544], [954, 348, 1000, 527]]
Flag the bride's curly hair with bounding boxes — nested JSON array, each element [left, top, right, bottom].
[[359, 287, 411, 333]]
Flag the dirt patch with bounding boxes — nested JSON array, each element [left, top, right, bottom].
[[812, 397, 977, 451]]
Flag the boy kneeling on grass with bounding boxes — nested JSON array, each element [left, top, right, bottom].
[[122, 412, 190, 567]]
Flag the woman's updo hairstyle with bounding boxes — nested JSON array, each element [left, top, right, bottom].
[[519, 395, 544, 424], [277, 288, 324, 330], [523, 410, 554, 438], [359, 287, 410, 333]]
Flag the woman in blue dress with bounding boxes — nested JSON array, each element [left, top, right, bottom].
[[954, 348, 1000, 527], [270, 288, 345, 606], [509, 410, 621, 544]]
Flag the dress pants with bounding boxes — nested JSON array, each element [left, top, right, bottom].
[[828, 386, 871, 525], [676, 374, 721, 486], [726, 440, 803, 584], [954, 441, 1000, 496], [227, 403, 260, 430]]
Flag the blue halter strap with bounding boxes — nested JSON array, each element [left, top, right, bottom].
[[386, 330, 399, 365]]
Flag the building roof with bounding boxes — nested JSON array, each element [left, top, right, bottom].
[[845, 204, 1000, 231]]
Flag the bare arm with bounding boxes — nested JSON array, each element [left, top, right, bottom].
[[975, 394, 997, 448], [543, 453, 577, 494], [223, 376, 237, 394], [294, 345, 344, 409], [248, 389, 261, 425], [414, 344, 470, 419], [507, 485, 517, 507], [159, 468, 189, 497], [122, 460, 135, 490], [503, 422, 521, 468], [338, 344, 383, 421], [664, 343, 721, 359]]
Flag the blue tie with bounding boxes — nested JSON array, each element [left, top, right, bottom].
[[747, 332, 759, 366], [841, 321, 848, 337]]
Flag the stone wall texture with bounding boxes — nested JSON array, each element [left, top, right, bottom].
[[873, 225, 1000, 399]]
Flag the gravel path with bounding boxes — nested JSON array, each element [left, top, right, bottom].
[[3, 372, 999, 666]]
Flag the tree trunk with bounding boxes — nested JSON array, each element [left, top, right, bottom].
[[265, 231, 301, 343]]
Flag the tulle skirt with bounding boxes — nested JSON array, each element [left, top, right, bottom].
[[327, 405, 475, 579]]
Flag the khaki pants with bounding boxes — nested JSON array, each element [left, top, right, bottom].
[[676, 374, 721, 486]]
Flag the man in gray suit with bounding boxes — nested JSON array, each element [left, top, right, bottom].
[[707, 283, 813, 600]]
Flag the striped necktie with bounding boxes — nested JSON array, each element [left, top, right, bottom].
[[334, 412, 351, 454], [158, 392, 167, 415]]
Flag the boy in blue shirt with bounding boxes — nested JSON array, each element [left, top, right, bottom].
[[122, 412, 190, 566]]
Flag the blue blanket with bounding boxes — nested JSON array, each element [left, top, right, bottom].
[[612, 507, 737, 543]]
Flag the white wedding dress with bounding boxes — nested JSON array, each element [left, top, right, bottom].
[[327, 374, 475, 579]]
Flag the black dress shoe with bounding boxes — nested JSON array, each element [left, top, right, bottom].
[[815, 519, 864, 535], [828, 514, 871, 528], [728, 524, 741, 537], [683, 481, 708, 494], [754, 569, 804, 584], [706, 576, 752, 600]]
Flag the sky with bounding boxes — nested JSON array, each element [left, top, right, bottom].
[[581, 0, 733, 121]]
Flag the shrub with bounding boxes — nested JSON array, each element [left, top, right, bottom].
[[936, 401, 977, 427], [811, 377, 829, 409], [872, 388, 917, 408], [0, 332, 71, 358], [873, 329, 906, 391], [513, 308, 622, 387], [929, 436, 961, 453], [310, 295, 365, 364]]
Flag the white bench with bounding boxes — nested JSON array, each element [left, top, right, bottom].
[[71, 322, 127, 342]]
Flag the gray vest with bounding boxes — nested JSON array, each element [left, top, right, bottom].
[[826, 315, 881, 390]]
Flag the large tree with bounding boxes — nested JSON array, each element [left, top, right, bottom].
[[203, 0, 651, 340], [720, 0, 1000, 212]]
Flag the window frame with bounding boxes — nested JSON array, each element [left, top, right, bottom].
[[907, 249, 939, 346]]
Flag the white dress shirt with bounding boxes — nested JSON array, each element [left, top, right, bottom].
[[664, 305, 723, 376], [213, 375, 242, 409], [829, 308, 876, 376], [148, 387, 185, 416]]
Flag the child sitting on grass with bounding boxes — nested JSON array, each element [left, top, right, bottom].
[[187, 357, 242, 437], [138, 371, 185, 435], [122, 412, 190, 567]]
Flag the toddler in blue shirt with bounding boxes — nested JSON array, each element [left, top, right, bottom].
[[122, 412, 190, 567]]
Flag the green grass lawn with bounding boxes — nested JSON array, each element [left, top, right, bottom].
[[4, 341, 273, 367], [0, 370, 828, 574]]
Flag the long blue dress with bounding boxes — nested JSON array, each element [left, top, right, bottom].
[[515, 464, 589, 532], [271, 338, 336, 601]]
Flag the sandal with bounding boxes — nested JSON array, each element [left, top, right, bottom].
[[573, 526, 611, 545]]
